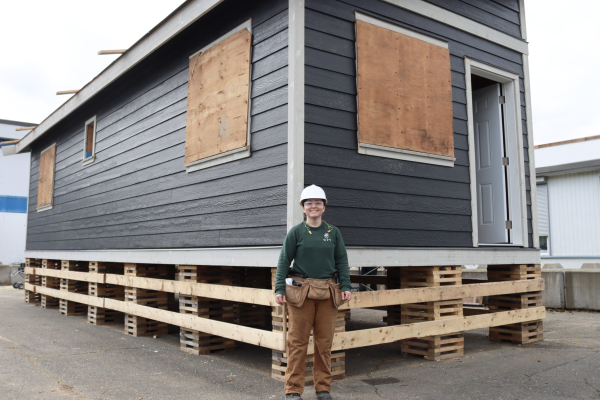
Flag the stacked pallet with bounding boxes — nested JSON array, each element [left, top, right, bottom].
[[88, 262, 125, 325], [488, 264, 543, 344], [399, 266, 464, 361], [24, 259, 42, 304], [233, 267, 271, 328], [41, 259, 61, 309], [270, 268, 346, 385], [178, 265, 236, 355], [59, 260, 89, 316], [124, 263, 170, 336]]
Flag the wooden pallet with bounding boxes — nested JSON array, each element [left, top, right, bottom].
[[59, 299, 87, 316], [125, 315, 167, 336], [61, 260, 88, 272], [490, 321, 543, 344], [60, 279, 88, 293], [125, 288, 169, 307], [88, 307, 124, 325], [42, 276, 61, 289], [271, 351, 346, 385], [487, 264, 541, 281], [25, 290, 41, 304], [178, 265, 234, 284], [400, 299, 463, 324], [401, 334, 465, 361], [89, 261, 124, 274], [400, 266, 462, 288], [180, 328, 235, 355], [489, 292, 542, 312], [26, 258, 42, 268], [41, 295, 60, 309], [42, 259, 61, 269]]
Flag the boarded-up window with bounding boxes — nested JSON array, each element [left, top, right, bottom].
[[37, 144, 56, 210], [185, 27, 252, 166], [356, 16, 454, 160], [83, 116, 96, 163]]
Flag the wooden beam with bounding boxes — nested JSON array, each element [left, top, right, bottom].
[[25, 267, 104, 283], [15, 126, 37, 131], [27, 284, 104, 308], [97, 49, 127, 55], [56, 90, 79, 95], [339, 279, 544, 310], [308, 307, 546, 354]]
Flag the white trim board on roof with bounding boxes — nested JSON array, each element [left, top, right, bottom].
[[15, 0, 225, 155], [380, 0, 528, 54], [24, 247, 540, 267]]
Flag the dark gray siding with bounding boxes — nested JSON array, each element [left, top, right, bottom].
[[26, 0, 289, 250], [305, 0, 533, 247], [423, 0, 522, 39]]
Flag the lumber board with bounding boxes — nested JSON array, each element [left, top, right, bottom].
[[28, 284, 104, 308], [314, 307, 546, 354], [37, 145, 56, 208], [25, 267, 104, 283]]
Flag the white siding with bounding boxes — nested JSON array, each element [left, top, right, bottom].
[[537, 184, 549, 236], [548, 170, 600, 256]]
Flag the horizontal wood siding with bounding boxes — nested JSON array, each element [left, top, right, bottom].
[[26, 0, 288, 251], [423, 0, 522, 39], [305, 0, 533, 247]]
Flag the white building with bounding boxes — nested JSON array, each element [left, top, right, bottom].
[[0, 119, 36, 264], [535, 135, 600, 269]]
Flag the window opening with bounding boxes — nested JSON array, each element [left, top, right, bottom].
[[82, 116, 97, 165]]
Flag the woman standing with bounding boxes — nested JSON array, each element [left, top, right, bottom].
[[275, 185, 352, 400]]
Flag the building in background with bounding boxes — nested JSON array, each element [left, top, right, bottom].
[[0, 119, 36, 264], [535, 135, 600, 268]]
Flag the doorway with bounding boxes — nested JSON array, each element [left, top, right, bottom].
[[465, 59, 528, 247]]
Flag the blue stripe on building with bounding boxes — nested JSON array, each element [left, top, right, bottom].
[[0, 196, 28, 213]]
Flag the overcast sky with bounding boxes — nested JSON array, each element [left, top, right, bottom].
[[1, 1, 598, 145]]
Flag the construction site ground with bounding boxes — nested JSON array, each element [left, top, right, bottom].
[[1, 286, 599, 400]]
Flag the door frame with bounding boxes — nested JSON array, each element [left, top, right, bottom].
[[465, 58, 528, 247]]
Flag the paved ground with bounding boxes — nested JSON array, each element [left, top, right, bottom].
[[1, 286, 599, 400]]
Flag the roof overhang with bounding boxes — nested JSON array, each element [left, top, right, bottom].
[[535, 138, 600, 177], [15, 0, 224, 154]]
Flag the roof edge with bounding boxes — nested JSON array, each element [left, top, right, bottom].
[[16, 0, 224, 154]]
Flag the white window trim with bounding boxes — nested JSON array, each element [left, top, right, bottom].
[[185, 19, 252, 173], [354, 12, 455, 168], [37, 143, 56, 213], [465, 58, 529, 248], [82, 115, 97, 166]]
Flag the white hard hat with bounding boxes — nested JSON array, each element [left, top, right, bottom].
[[300, 185, 327, 205]]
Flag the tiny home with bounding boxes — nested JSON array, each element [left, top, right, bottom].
[[6, 0, 545, 378]]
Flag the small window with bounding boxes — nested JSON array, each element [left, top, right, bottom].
[[539, 236, 549, 255], [82, 116, 97, 166]]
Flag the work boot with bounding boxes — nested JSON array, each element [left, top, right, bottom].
[[286, 394, 302, 400], [316, 392, 332, 400]]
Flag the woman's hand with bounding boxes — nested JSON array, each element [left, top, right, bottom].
[[342, 291, 352, 303], [275, 294, 287, 305]]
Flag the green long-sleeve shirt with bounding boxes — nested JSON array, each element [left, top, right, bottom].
[[275, 221, 352, 295]]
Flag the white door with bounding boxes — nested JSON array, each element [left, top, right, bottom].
[[473, 83, 509, 244]]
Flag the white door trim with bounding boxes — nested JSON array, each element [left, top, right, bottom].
[[287, 0, 305, 230], [522, 54, 539, 247], [465, 58, 529, 247]]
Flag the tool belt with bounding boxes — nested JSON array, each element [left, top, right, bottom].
[[285, 275, 343, 309]]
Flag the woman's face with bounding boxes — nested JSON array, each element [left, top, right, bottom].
[[302, 198, 326, 219]]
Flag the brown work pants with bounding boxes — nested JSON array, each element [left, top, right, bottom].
[[285, 297, 338, 395]]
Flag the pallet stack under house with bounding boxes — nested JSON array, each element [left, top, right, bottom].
[[8, 0, 544, 380]]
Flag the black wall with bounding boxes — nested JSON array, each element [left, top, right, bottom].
[[304, 0, 533, 247], [26, 0, 289, 250]]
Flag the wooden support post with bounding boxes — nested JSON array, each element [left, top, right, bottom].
[[400, 266, 465, 361], [88, 262, 125, 325], [59, 260, 89, 316], [270, 268, 346, 384], [41, 259, 61, 309], [124, 264, 169, 337], [178, 265, 235, 354], [488, 264, 543, 344], [24, 259, 42, 304]]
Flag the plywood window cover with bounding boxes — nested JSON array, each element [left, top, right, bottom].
[[36, 143, 56, 212], [185, 19, 252, 173], [355, 13, 455, 168], [82, 115, 97, 166]]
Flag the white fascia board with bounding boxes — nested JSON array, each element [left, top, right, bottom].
[[358, 143, 455, 167], [381, 0, 528, 54], [15, 0, 224, 154], [24, 247, 540, 267], [2, 144, 17, 156]]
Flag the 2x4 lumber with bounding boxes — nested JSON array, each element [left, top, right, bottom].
[[25, 267, 103, 283], [15, 127, 36, 131], [25, 284, 284, 350], [315, 307, 546, 354], [27, 267, 544, 308], [56, 90, 79, 95], [97, 49, 127, 55]]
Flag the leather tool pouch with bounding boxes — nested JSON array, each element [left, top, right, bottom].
[[285, 282, 309, 308], [330, 282, 343, 309], [286, 277, 343, 309]]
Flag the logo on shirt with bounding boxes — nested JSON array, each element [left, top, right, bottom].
[[323, 232, 331, 242]]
